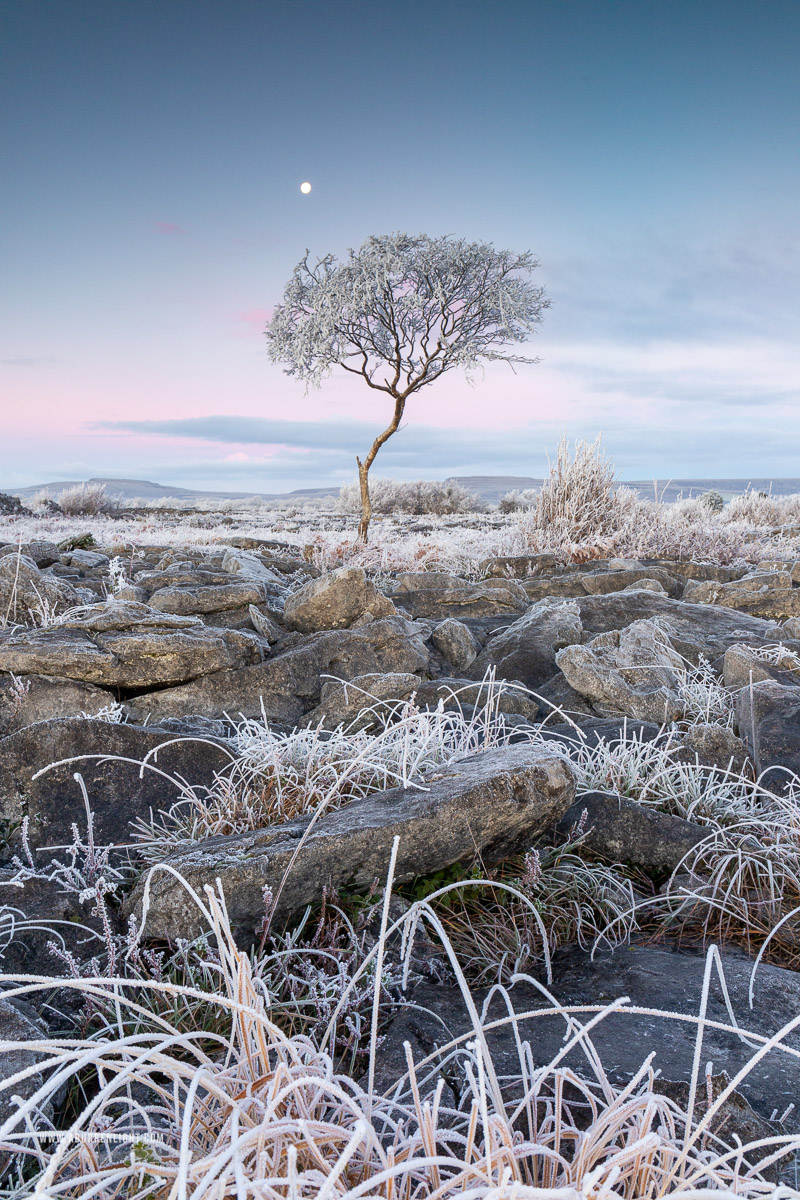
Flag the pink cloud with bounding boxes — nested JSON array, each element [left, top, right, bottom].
[[153, 221, 188, 236], [232, 307, 273, 332]]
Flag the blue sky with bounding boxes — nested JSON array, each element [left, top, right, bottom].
[[2, 0, 799, 492]]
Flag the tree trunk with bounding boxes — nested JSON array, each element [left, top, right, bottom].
[[355, 393, 406, 544], [357, 456, 372, 542]]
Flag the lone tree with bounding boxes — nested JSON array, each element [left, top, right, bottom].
[[265, 232, 549, 541]]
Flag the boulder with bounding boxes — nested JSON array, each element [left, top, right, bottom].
[[63, 548, 110, 570], [301, 672, 423, 732], [429, 618, 479, 671], [466, 600, 584, 689], [652, 560, 746, 584], [534, 671, 599, 718], [735, 679, 800, 785], [0, 673, 117, 735], [0, 997, 53, 1125], [556, 791, 708, 875], [0, 555, 79, 624], [220, 547, 285, 585], [148, 580, 271, 615], [676, 723, 751, 774], [284, 567, 397, 632], [247, 605, 283, 642], [0, 717, 234, 855], [683, 572, 800, 620], [0, 601, 261, 689], [479, 552, 561, 577], [534, 717, 666, 749], [723, 643, 800, 690], [523, 566, 681, 603], [129, 744, 576, 940], [570, 592, 781, 663], [622, 578, 666, 593], [134, 563, 236, 594], [0, 541, 60, 568], [390, 573, 529, 619], [556, 619, 685, 724], [126, 616, 430, 725], [411, 677, 540, 722], [374, 944, 800, 1126], [0, 869, 123, 976]]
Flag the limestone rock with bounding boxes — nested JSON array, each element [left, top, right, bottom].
[[407, 676, 540, 722], [284, 567, 396, 632], [556, 619, 685, 724], [0, 554, 79, 624], [735, 678, 800, 785], [148, 580, 271, 615], [0, 673, 116, 735], [466, 600, 584, 689], [0, 997, 53, 1125], [301, 671, 422, 732], [0, 541, 60, 568], [248, 605, 283, 642], [126, 616, 430, 724], [723, 643, 800, 690], [479, 552, 561, 578], [683, 572, 800, 620], [0, 601, 261, 688], [0, 869, 123, 976], [571, 591, 780, 662], [557, 790, 708, 875], [390, 573, 529, 619], [676, 723, 751, 774], [429, 618, 479, 671], [64, 548, 109, 570], [128, 743, 577, 939], [0, 717, 233, 855], [374, 945, 800, 1125]]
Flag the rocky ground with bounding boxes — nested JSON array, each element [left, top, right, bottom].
[[2, 515, 800, 1189]]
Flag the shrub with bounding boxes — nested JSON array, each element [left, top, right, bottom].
[[337, 477, 483, 516], [498, 487, 539, 513], [57, 482, 119, 516], [724, 488, 784, 527], [699, 489, 724, 513]]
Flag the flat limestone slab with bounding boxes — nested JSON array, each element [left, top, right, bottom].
[[129, 743, 576, 940]]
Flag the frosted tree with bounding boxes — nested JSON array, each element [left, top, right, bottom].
[[265, 232, 549, 541]]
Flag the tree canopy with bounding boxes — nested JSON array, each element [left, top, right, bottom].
[[266, 231, 549, 538]]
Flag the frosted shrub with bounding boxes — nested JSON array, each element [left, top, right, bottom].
[[58, 482, 119, 516], [521, 435, 625, 548], [724, 489, 784, 527], [700, 489, 724, 513], [28, 488, 61, 514], [498, 487, 539, 513], [337, 476, 482, 516]]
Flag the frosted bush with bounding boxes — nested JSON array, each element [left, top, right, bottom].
[[498, 486, 539, 513], [338, 476, 483, 516], [724, 489, 784, 527], [58, 482, 119, 516]]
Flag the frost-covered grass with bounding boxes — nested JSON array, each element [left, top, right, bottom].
[[4, 694, 800, 1190], [131, 674, 542, 858], [2, 876, 800, 1196]]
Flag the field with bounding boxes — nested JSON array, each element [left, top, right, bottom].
[[2, 447, 800, 1196]]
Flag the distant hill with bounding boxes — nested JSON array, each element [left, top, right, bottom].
[[7, 477, 340, 503], [6, 475, 800, 507], [447, 476, 800, 504]]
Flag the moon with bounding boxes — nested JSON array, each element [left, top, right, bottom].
[[300, 181, 312, 194]]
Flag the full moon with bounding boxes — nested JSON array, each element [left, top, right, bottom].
[[300, 181, 312, 194]]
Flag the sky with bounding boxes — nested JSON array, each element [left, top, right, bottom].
[[2, 0, 799, 494]]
